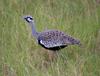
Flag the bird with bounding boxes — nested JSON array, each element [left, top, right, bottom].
[[23, 15, 81, 61]]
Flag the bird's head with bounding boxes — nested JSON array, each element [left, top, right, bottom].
[[23, 15, 34, 23]]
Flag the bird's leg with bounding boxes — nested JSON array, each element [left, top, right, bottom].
[[47, 50, 58, 62], [41, 49, 52, 67], [41, 49, 58, 68]]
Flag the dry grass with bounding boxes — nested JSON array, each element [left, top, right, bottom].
[[0, 0, 100, 76]]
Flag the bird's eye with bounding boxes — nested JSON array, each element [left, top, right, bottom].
[[30, 18, 33, 20]]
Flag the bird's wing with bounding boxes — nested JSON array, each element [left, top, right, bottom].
[[38, 30, 73, 48]]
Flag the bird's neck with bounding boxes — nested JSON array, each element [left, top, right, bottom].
[[29, 21, 38, 38]]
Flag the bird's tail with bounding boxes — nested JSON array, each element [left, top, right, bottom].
[[71, 38, 82, 46]]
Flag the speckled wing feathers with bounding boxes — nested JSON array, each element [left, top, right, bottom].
[[38, 30, 75, 48]]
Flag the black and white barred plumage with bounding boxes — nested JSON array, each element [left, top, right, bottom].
[[38, 30, 80, 50]]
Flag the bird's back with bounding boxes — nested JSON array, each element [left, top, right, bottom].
[[37, 30, 80, 50]]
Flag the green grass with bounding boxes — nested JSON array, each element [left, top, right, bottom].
[[0, 0, 100, 76]]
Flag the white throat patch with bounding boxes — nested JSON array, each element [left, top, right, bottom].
[[27, 18, 32, 22]]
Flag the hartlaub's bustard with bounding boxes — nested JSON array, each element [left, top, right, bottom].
[[23, 15, 81, 61]]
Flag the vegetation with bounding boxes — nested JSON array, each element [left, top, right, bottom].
[[0, 0, 100, 76]]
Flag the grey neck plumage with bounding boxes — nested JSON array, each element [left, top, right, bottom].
[[29, 21, 39, 38]]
